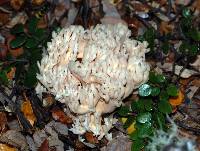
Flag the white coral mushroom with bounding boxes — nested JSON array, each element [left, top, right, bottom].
[[35, 23, 150, 140]]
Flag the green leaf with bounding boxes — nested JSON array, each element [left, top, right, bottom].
[[149, 72, 166, 84], [158, 101, 172, 114], [131, 139, 144, 151], [189, 45, 198, 56], [136, 112, 152, 124], [153, 111, 166, 129], [144, 99, 153, 111], [10, 35, 27, 49], [182, 8, 191, 18], [136, 122, 153, 138], [117, 106, 130, 116], [180, 42, 198, 56], [161, 42, 170, 54], [28, 17, 39, 33], [166, 84, 178, 96], [24, 63, 38, 87], [188, 28, 200, 41], [131, 100, 145, 112], [151, 87, 160, 96], [25, 38, 38, 48], [138, 84, 152, 97], [129, 130, 139, 140], [11, 24, 24, 34], [29, 48, 42, 63], [0, 71, 8, 84], [33, 28, 46, 41], [143, 28, 155, 52], [159, 91, 169, 101]]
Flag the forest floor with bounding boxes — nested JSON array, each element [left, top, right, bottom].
[[0, 0, 200, 151]]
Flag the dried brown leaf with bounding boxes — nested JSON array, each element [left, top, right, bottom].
[[51, 108, 72, 124], [0, 43, 8, 60], [0, 12, 10, 26], [32, 0, 45, 6], [159, 21, 174, 35], [10, 0, 24, 11], [0, 130, 28, 150], [85, 132, 99, 144], [7, 35, 24, 58], [38, 139, 49, 151], [0, 112, 7, 133]]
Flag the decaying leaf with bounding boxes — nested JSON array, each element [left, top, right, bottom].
[[192, 0, 200, 11], [175, 0, 191, 5], [10, 0, 24, 11], [0, 112, 7, 133], [157, 63, 198, 78], [101, 132, 132, 151], [42, 94, 55, 107], [37, 15, 48, 29], [6, 12, 28, 28], [0, 130, 28, 150], [101, 0, 126, 25], [169, 90, 184, 107], [38, 139, 49, 151], [0, 43, 8, 60], [159, 21, 174, 35], [21, 93, 36, 126], [85, 132, 99, 144], [32, 0, 45, 6], [187, 86, 199, 100], [190, 55, 200, 72], [0, 143, 17, 151], [7, 35, 24, 58], [51, 108, 72, 124], [0, 12, 10, 26]]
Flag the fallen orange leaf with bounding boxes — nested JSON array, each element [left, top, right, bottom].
[[32, 0, 45, 6], [169, 90, 185, 107], [7, 35, 24, 58], [10, 0, 24, 11], [85, 132, 99, 144], [0, 144, 17, 151], [21, 93, 36, 126], [51, 108, 73, 124], [160, 21, 174, 35], [9, 47, 24, 58]]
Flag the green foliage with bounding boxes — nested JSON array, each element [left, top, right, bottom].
[[179, 7, 199, 57], [8, 17, 49, 87], [138, 28, 156, 52], [117, 72, 179, 151]]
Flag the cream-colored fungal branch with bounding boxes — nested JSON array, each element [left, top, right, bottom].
[[35, 23, 150, 140]]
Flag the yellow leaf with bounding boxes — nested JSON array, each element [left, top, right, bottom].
[[21, 93, 36, 126], [127, 121, 136, 134], [0, 143, 17, 151], [169, 90, 184, 107], [121, 117, 127, 124], [121, 118, 136, 134]]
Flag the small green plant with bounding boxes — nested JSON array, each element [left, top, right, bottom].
[[9, 17, 49, 87], [117, 72, 179, 151]]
